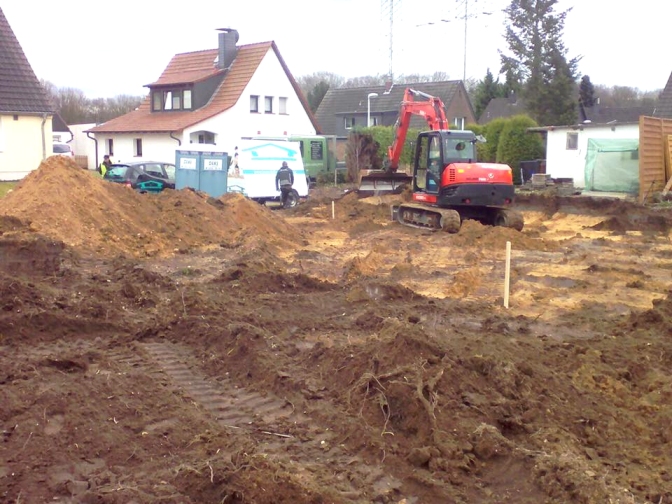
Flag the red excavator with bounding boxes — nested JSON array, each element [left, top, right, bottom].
[[359, 88, 523, 233]]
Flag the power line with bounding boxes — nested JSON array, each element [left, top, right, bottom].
[[416, 0, 495, 81]]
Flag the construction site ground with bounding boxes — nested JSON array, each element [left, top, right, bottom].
[[1, 156, 672, 503]]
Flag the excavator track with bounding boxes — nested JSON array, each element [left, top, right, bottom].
[[394, 203, 462, 233], [492, 208, 524, 231]]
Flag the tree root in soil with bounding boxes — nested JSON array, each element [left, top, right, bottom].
[[347, 360, 451, 452]]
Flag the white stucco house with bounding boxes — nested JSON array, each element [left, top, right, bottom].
[[0, 7, 59, 181], [87, 29, 319, 169], [529, 121, 640, 193]]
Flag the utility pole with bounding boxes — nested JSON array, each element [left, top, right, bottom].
[[381, 0, 397, 82], [390, 1, 394, 81], [463, 0, 468, 81]]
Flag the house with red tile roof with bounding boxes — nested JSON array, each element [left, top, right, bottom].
[[0, 7, 59, 180], [88, 29, 319, 168]]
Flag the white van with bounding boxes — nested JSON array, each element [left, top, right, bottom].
[[227, 140, 308, 207]]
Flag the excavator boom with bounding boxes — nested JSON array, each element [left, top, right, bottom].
[[359, 88, 449, 194], [386, 88, 449, 171]]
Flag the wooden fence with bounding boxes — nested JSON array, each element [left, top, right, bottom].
[[74, 155, 88, 170], [639, 116, 672, 201]]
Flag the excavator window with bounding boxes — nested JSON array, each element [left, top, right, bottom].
[[414, 135, 429, 190], [426, 135, 442, 193], [445, 138, 475, 160]]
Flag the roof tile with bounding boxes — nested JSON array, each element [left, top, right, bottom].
[[90, 41, 319, 134], [0, 7, 54, 114], [654, 71, 672, 119], [315, 81, 468, 135]]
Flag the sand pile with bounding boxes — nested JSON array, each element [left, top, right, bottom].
[[451, 219, 557, 252], [0, 156, 304, 257]]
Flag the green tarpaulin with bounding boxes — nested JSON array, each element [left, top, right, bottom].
[[584, 138, 639, 194]]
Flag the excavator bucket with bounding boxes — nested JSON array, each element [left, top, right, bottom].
[[358, 171, 413, 194]]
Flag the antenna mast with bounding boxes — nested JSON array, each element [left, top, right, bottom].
[[381, 0, 398, 82]]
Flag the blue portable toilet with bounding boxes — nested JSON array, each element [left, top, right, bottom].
[[175, 147, 228, 197]]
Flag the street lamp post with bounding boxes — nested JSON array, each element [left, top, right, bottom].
[[367, 93, 379, 127]]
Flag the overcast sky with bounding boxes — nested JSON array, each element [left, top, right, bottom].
[[2, 0, 670, 99]]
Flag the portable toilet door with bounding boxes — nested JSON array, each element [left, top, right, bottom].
[[175, 150, 200, 191], [175, 148, 229, 197]]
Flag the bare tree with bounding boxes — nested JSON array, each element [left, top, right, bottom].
[[593, 85, 662, 108], [38, 80, 143, 125], [296, 72, 344, 98]]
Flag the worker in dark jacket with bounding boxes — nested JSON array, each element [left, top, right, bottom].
[[275, 161, 295, 208]]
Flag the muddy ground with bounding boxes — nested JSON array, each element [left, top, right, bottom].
[[1, 156, 672, 503]]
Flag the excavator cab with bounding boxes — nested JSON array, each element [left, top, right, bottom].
[[412, 130, 477, 196]]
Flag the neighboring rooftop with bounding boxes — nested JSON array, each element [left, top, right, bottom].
[[90, 41, 319, 134], [580, 104, 655, 123], [315, 81, 471, 134], [0, 7, 54, 114], [654, 71, 672, 119], [478, 94, 527, 124]]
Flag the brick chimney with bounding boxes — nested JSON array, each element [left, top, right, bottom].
[[216, 28, 239, 70]]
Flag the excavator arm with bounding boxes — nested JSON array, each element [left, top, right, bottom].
[[386, 88, 449, 172]]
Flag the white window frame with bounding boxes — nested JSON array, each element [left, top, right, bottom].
[[370, 117, 379, 126], [250, 95, 259, 113], [183, 90, 192, 109], [453, 117, 465, 130], [344, 117, 355, 129], [264, 96, 274, 114], [566, 132, 578, 150], [279, 97, 288, 114], [107, 138, 114, 156]]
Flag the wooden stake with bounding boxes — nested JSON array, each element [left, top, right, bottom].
[[504, 241, 511, 309], [332, 201, 335, 219]]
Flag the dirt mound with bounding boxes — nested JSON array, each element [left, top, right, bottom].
[[0, 157, 304, 257], [343, 249, 387, 280], [451, 219, 557, 251], [0, 235, 69, 276], [214, 259, 334, 294], [629, 291, 672, 332], [590, 213, 670, 234]]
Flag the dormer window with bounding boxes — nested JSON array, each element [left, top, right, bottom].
[[152, 88, 193, 111]]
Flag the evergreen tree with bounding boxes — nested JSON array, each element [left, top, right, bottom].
[[579, 75, 596, 107], [307, 80, 330, 113], [500, 0, 580, 126], [472, 69, 505, 120], [503, 69, 523, 98]]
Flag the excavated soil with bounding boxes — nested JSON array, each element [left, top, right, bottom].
[[2, 156, 672, 503]]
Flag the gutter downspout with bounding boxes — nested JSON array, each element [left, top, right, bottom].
[[86, 131, 99, 171], [41, 113, 48, 160], [170, 131, 182, 146]]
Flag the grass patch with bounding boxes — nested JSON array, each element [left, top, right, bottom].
[[0, 182, 17, 198]]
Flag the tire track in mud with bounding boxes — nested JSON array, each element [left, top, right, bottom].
[[139, 340, 407, 503], [141, 342, 295, 428]]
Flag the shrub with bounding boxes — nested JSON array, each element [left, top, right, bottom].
[[465, 123, 488, 162], [364, 125, 420, 169], [482, 118, 508, 162], [495, 115, 545, 185]]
